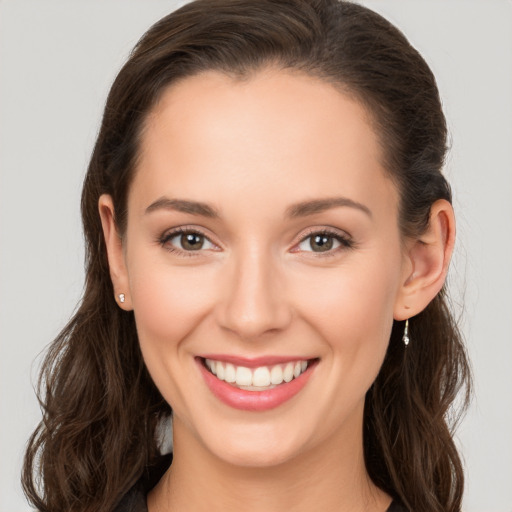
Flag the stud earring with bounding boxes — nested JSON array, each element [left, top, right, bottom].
[[403, 319, 410, 347], [118, 293, 125, 303]]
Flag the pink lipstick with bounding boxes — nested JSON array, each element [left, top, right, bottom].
[[196, 356, 318, 411]]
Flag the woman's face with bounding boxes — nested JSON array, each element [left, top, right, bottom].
[[118, 69, 410, 467]]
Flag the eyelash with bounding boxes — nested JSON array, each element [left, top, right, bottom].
[[157, 226, 354, 259]]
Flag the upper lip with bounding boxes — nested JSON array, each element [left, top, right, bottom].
[[197, 354, 317, 368]]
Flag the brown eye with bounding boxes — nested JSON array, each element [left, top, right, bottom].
[[180, 232, 205, 251], [309, 234, 334, 252], [160, 229, 216, 254], [296, 230, 353, 255]]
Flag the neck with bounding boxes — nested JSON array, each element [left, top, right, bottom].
[[148, 413, 391, 512]]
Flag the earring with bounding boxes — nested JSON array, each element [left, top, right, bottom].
[[403, 319, 410, 347], [118, 293, 125, 303]]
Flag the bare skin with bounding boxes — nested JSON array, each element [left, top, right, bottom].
[[148, 410, 389, 512], [99, 68, 455, 512]]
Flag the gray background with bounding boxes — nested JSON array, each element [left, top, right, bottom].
[[1, 1, 511, 511]]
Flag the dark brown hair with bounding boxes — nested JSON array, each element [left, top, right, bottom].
[[23, 1, 471, 511]]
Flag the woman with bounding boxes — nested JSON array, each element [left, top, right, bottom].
[[22, 1, 471, 511]]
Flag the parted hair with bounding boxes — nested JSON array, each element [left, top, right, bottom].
[[23, 1, 471, 511]]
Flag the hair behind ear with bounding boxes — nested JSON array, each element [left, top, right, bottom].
[[365, 288, 471, 512]]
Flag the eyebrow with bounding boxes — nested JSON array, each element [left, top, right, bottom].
[[145, 198, 220, 218], [145, 196, 372, 219], [285, 197, 372, 219]]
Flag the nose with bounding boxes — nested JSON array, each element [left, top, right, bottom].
[[215, 247, 293, 340]]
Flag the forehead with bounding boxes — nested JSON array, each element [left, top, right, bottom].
[[131, 68, 398, 222]]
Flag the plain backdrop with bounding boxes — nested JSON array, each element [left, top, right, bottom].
[[1, 1, 511, 511]]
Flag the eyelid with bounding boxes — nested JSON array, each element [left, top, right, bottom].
[[158, 225, 220, 256], [291, 226, 354, 257], [158, 225, 354, 258]]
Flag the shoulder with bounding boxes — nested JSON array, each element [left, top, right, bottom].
[[113, 483, 147, 512], [387, 500, 409, 512], [113, 453, 173, 512]]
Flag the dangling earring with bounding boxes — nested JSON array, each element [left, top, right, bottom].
[[402, 319, 410, 347], [118, 293, 125, 303]]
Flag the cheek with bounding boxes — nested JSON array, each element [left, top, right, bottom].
[[299, 259, 400, 421], [294, 251, 402, 397], [298, 262, 399, 344], [129, 263, 214, 346], [127, 258, 220, 411]]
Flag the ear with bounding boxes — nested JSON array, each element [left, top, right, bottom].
[[98, 194, 133, 310], [394, 199, 455, 320]]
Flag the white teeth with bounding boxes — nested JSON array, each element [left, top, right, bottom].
[[270, 365, 283, 385], [235, 366, 253, 386], [207, 359, 217, 375], [283, 363, 294, 382], [216, 362, 225, 381], [225, 363, 236, 383], [252, 367, 271, 387], [205, 358, 311, 389]]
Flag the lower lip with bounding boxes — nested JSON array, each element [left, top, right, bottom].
[[197, 358, 318, 411]]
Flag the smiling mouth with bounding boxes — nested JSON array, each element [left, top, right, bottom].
[[200, 357, 317, 391]]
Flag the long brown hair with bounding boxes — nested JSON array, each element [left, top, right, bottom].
[[23, 1, 471, 511]]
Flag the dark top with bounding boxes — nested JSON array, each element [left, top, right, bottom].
[[113, 453, 408, 512]]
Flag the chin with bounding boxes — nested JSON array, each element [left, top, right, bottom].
[[214, 444, 299, 469], [199, 422, 312, 469]]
